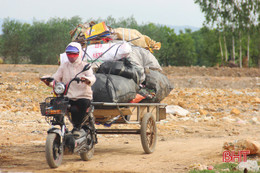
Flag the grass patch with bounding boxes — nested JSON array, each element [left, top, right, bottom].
[[189, 162, 260, 173], [214, 162, 239, 172]]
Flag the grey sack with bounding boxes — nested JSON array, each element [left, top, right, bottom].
[[142, 70, 173, 103], [92, 73, 138, 103]]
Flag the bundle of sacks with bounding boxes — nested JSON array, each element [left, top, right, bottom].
[[60, 21, 173, 103]]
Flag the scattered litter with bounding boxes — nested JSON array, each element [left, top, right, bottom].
[[166, 105, 190, 116], [237, 160, 259, 172]]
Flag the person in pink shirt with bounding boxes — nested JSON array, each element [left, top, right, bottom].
[[42, 42, 96, 136]]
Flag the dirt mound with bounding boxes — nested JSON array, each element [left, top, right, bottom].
[[163, 66, 260, 77], [163, 66, 260, 89]]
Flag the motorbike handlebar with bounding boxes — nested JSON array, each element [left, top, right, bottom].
[[65, 77, 89, 95], [73, 77, 87, 84], [40, 77, 54, 82]]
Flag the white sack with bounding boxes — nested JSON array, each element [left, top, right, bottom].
[[127, 46, 162, 82], [129, 46, 162, 71], [83, 41, 132, 62]]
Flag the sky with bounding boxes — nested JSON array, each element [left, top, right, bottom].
[[0, 0, 205, 28]]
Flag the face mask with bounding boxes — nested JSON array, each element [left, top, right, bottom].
[[66, 53, 79, 63]]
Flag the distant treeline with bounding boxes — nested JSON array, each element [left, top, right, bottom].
[[0, 15, 259, 67]]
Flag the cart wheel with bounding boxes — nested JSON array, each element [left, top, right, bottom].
[[140, 112, 157, 154]]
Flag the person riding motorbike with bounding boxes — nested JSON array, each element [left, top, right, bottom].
[[42, 42, 96, 137]]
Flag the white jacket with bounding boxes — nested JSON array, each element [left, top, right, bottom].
[[52, 42, 96, 100]]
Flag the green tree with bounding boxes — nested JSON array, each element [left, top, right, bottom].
[[1, 15, 258, 67], [195, 0, 260, 67], [192, 27, 220, 66], [152, 25, 178, 66], [26, 16, 82, 64], [104, 15, 139, 29], [175, 30, 196, 66], [250, 25, 260, 67], [1, 18, 30, 64]]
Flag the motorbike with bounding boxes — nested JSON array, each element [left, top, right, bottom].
[[39, 64, 97, 168]]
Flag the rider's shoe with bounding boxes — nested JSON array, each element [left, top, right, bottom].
[[72, 128, 86, 138]]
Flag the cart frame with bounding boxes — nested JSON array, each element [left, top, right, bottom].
[[91, 102, 167, 153]]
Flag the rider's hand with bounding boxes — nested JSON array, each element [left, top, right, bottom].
[[40, 76, 53, 86], [81, 77, 91, 85], [42, 79, 50, 86]]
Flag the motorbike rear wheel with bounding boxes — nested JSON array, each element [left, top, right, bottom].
[[45, 133, 63, 168], [80, 147, 94, 161]]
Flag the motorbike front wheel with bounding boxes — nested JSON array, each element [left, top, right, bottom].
[[45, 133, 63, 168]]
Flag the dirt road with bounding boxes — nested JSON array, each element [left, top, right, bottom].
[[0, 65, 259, 172]]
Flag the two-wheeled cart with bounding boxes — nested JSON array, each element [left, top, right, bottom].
[[91, 102, 167, 154]]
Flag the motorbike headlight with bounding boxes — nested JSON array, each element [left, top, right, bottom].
[[54, 82, 65, 95]]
